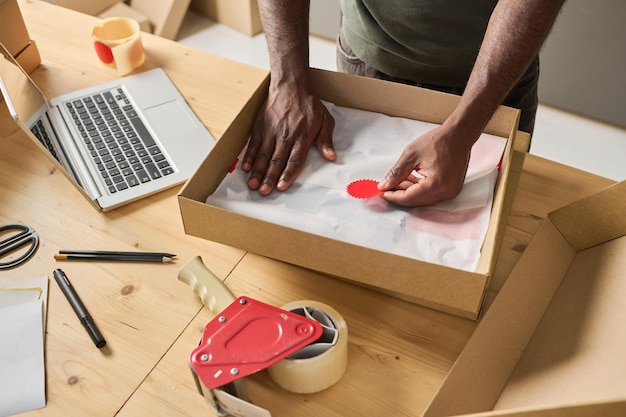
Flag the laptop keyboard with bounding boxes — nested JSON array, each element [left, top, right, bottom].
[[31, 119, 60, 162], [31, 87, 174, 194]]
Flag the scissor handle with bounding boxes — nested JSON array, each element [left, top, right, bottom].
[[0, 224, 40, 269]]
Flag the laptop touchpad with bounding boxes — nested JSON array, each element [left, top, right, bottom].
[[144, 100, 197, 137]]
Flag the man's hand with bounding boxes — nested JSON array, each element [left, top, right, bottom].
[[377, 125, 472, 207], [241, 85, 336, 195]]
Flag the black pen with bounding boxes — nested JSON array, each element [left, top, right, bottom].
[[53, 269, 106, 348]]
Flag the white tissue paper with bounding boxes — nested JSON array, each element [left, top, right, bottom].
[[206, 102, 506, 272]]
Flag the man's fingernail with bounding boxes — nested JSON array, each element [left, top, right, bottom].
[[277, 180, 288, 191], [259, 184, 272, 195], [248, 178, 259, 190]]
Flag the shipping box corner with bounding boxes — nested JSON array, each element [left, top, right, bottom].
[[423, 180, 626, 417], [178, 68, 523, 320]]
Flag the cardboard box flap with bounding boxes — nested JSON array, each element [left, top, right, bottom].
[[548, 180, 626, 251], [179, 73, 269, 203], [423, 221, 577, 417], [491, 234, 626, 413], [425, 179, 626, 417]]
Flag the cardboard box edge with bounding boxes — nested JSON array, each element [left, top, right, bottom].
[[180, 191, 489, 319], [422, 219, 577, 417], [448, 399, 626, 417], [423, 178, 626, 416]]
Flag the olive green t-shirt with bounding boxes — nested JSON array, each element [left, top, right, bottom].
[[340, 0, 498, 87]]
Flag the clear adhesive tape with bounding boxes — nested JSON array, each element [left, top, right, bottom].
[[268, 300, 348, 394], [92, 17, 145, 76]]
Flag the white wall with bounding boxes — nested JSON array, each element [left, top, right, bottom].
[[538, 0, 626, 128], [310, 0, 341, 40]]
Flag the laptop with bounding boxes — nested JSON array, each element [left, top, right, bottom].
[[0, 42, 215, 211]]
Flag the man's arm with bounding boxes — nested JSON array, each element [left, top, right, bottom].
[[379, 0, 565, 207], [242, 0, 335, 195]]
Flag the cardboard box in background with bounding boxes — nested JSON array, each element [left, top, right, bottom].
[[190, 0, 262, 36], [42, 0, 190, 40], [178, 68, 525, 320], [99, 2, 152, 33], [424, 180, 626, 416], [0, 0, 41, 74], [130, 0, 191, 40], [41, 0, 120, 16]]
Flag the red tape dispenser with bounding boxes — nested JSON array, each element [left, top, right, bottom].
[[179, 256, 349, 417]]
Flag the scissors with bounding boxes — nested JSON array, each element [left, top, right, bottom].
[[0, 224, 39, 269]]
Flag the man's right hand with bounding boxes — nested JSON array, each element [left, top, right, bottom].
[[241, 83, 336, 195]]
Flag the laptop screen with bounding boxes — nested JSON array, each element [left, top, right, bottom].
[[0, 42, 48, 127], [0, 41, 89, 199]]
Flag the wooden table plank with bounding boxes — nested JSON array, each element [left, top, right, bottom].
[[1, 2, 617, 416]]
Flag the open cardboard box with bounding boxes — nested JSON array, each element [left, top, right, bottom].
[[424, 180, 626, 416], [178, 68, 525, 319]]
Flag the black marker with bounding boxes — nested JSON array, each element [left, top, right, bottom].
[[53, 269, 106, 348]]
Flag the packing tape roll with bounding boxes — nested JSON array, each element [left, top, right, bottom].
[[268, 300, 348, 394], [92, 17, 145, 76]]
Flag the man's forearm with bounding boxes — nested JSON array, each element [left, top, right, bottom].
[[448, 0, 565, 142], [257, 0, 311, 83]]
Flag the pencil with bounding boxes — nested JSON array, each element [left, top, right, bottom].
[[54, 253, 174, 263], [59, 249, 176, 258]]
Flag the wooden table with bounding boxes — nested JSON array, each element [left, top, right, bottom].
[[1, 2, 616, 416]]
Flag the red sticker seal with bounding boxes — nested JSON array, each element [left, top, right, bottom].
[[347, 179, 383, 199]]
